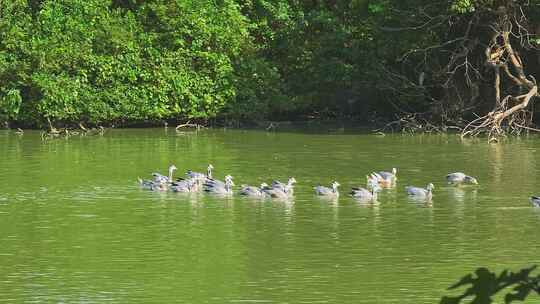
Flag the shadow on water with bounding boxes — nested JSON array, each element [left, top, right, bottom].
[[441, 266, 540, 303]]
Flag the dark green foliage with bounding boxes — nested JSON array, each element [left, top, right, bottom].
[[0, 0, 250, 126], [1, 0, 539, 127], [234, 0, 385, 120]]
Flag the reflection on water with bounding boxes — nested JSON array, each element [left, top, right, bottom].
[[1, 129, 540, 303]]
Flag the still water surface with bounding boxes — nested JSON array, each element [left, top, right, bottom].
[[1, 128, 539, 303]]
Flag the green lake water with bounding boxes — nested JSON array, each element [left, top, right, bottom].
[[1, 128, 539, 303]]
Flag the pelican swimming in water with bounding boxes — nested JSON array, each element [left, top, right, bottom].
[[370, 168, 397, 187], [239, 183, 269, 197], [187, 164, 214, 183], [138, 164, 177, 191], [152, 165, 178, 184], [204, 175, 235, 195], [171, 178, 200, 193], [138, 178, 169, 191], [314, 181, 340, 197], [270, 177, 297, 197], [405, 183, 434, 200], [446, 172, 478, 185], [351, 178, 381, 201]]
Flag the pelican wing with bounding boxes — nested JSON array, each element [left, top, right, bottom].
[[405, 186, 427, 196], [446, 172, 466, 183], [314, 185, 333, 196]]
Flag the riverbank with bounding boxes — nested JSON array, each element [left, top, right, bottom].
[[4, 116, 539, 140], [0, 117, 379, 133]]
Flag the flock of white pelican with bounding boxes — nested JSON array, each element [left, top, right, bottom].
[[139, 165, 520, 205]]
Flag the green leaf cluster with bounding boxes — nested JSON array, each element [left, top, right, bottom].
[[1, 0, 539, 126], [0, 0, 251, 126]]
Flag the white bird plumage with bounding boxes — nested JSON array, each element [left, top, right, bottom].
[[530, 196, 540, 207], [446, 172, 478, 185], [370, 168, 397, 187], [314, 181, 340, 197], [405, 183, 434, 200], [351, 178, 381, 201], [239, 183, 269, 197]]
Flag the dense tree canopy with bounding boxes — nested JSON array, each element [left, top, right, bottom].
[[0, 0, 539, 131], [0, 0, 249, 126]]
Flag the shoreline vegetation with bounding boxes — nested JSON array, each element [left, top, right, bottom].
[[0, 118, 489, 141], [1, 1, 539, 141], [0, 114, 522, 139]]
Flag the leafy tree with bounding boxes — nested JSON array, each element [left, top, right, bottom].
[[1, 0, 539, 133], [0, 0, 252, 127]]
